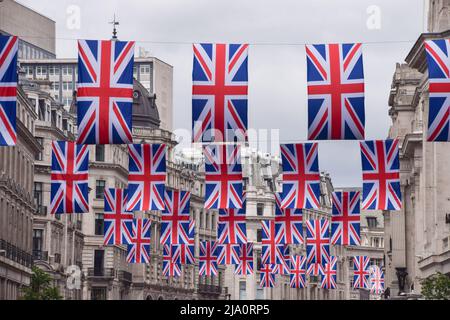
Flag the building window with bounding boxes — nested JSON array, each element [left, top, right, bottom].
[[48, 66, 59, 76], [96, 180, 106, 199], [95, 145, 105, 162], [94, 213, 104, 236], [32, 229, 43, 256], [34, 182, 43, 207], [257, 203, 264, 216], [94, 250, 104, 275], [63, 81, 73, 91], [140, 64, 150, 75], [25, 66, 33, 76], [35, 137, 44, 160], [372, 237, 380, 248], [62, 66, 73, 76], [36, 66, 47, 77], [366, 217, 377, 229], [239, 281, 246, 300], [51, 82, 60, 91], [91, 287, 107, 300]]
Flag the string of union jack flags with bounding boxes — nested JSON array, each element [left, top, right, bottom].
[[1, 35, 449, 294]]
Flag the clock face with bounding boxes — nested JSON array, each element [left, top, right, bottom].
[[133, 90, 140, 99]]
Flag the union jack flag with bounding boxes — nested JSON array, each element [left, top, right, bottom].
[[171, 243, 195, 265], [235, 243, 253, 275], [319, 256, 337, 289], [290, 255, 307, 288], [127, 144, 166, 211], [306, 43, 365, 140], [199, 241, 218, 276], [215, 243, 241, 265], [259, 264, 276, 288], [204, 144, 243, 209], [280, 143, 321, 209], [0, 35, 18, 146], [424, 39, 450, 141], [353, 256, 370, 289], [360, 140, 401, 210], [307, 263, 324, 276], [274, 246, 290, 275], [306, 219, 330, 265], [369, 265, 385, 295], [163, 244, 181, 277], [217, 199, 247, 244], [331, 191, 361, 246], [124, 219, 151, 263], [50, 141, 89, 214], [261, 220, 285, 265], [103, 188, 134, 245], [76, 40, 134, 144], [161, 190, 192, 244], [275, 193, 303, 244], [192, 43, 248, 143]]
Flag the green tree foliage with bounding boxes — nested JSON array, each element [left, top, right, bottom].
[[21, 266, 62, 300], [420, 272, 450, 300]]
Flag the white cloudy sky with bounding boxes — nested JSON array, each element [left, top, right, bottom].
[[19, 0, 425, 188]]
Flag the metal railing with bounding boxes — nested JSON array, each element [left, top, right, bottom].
[[34, 205, 47, 216], [32, 249, 48, 261], [87, 267, 115, 278], [118, 270, 132, 283], [198, 284, 222, 295], [0, 239, 33, 268]]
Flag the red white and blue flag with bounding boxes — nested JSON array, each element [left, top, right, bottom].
[[0, 35, 18, 146], [331, 191, 361, 246], [307, 263, 324, 277], [192, 43, 248, 143], [50, 141, 89, 214], [306, 219, 330, 265], [217, 199, 247, 244], [199, 241, 218, 276], [306, 43, 365, 140], [163, 244, 181, 277], [103, 188, 134, 245], [274, 246, 291, 275], [161, 190, 192, 244], [424, 39, 450, 141], [275, 193, 303, 244], [215, 243, 241, 265], [171, 243, 195, 265], [353, 256, 370, 289], [360, 139, 401, 210], [369, 265, 385, 295], [319, 256, 337, 289], [259, 264, 276, 288], [124, 219, 151, 263], [127, 144, 166, 211], [261, 220, 285, 265], [235, 243, 254, 275], [290, 255, 307, 288], [76, 39, 134, 144], [204, 144, 243, 209], [280, 143, 321, 209]]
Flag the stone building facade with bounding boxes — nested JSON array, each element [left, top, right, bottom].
[[23, 74, 85, 300], [0, 0, 56, 59], [385, 0, 450, 298], [0, 81, 41, 300]]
